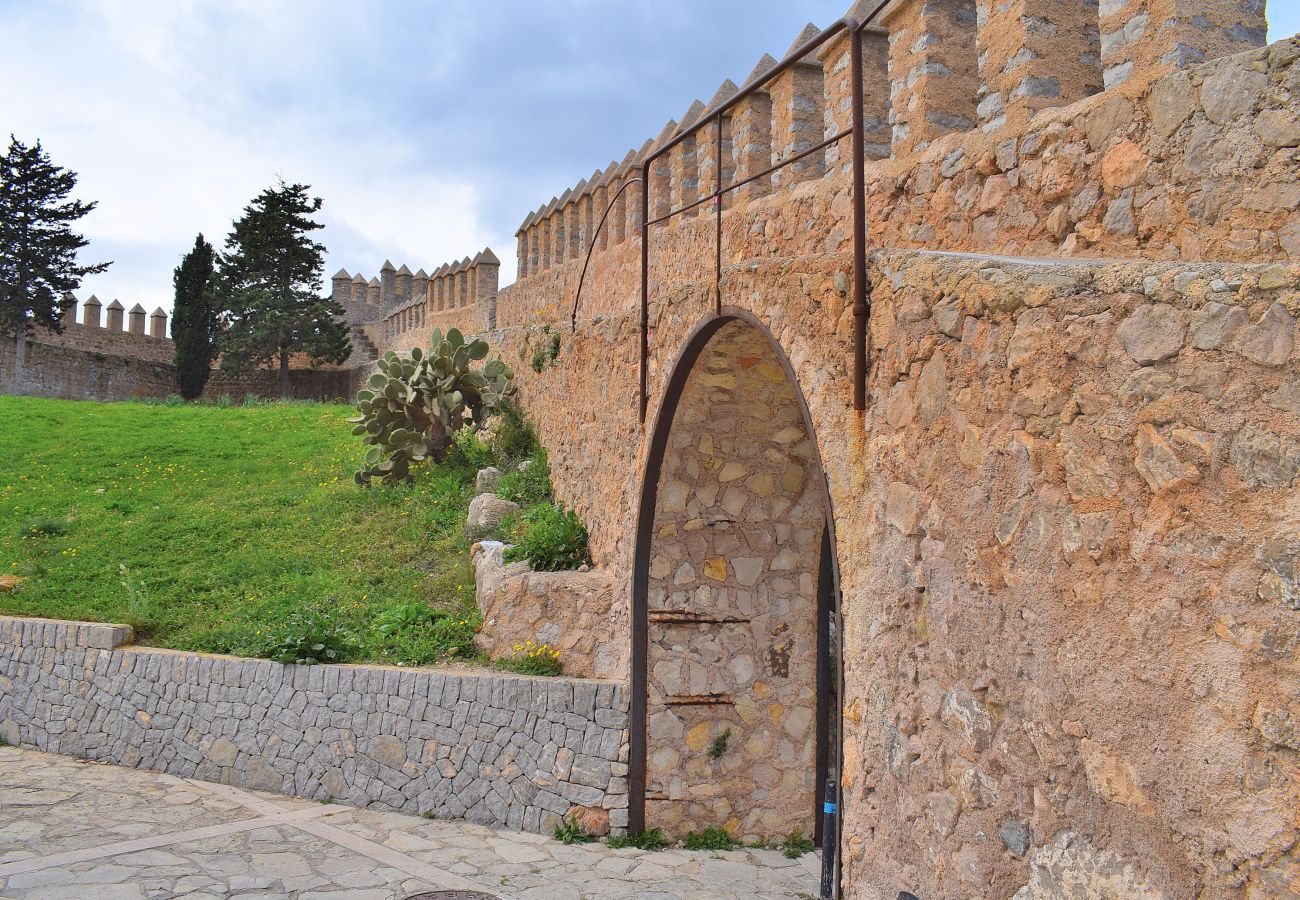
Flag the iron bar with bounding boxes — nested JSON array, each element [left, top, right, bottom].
[[850, 22, 869, 412], [639, 163, 650, 424], [715, 112, 723, 317], [644, 128, 851, 229], [569, 176, 643, 332]]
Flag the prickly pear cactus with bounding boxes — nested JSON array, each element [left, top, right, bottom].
[[350, 328, 512, 485]]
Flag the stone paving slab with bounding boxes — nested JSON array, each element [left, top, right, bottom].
[[0, 747, 821, 899]]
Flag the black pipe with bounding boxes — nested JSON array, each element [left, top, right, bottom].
[[820, 768, 838, 899]]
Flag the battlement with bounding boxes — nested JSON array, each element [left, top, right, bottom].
[[23, 294, 174, 364], [513, 0, 1275, 283], [332, 248, 500, 352]]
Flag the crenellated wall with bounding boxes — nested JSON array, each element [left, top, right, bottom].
[[332, 249, 501, 356], [432, 7, 1295, 897]]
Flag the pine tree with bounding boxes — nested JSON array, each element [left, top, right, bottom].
[[216, 180, 350, 396], [0, 136, 110, 335], [171, 234, 219, 400]]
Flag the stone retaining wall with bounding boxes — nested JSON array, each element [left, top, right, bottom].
[[0, 615, 630, 835]]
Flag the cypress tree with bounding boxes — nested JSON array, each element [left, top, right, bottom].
[[0, 135, 110, 335], [171, 234, 218, 400], [215, 180, 350, 396]]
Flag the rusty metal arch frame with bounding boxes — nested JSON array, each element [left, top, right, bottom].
[[629, 307, 846, 894], [635, 6, 889, 423]]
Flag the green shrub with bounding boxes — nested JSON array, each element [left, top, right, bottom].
[[554, 815, 595, 845], [489, 401, 538, 464], [351, 329, 512, 485], [607, 827, 670, 851], [504, 504, 589, 571], [257, 611, 357, 665], [372, 600, 478, 666], [497, 639, 562, 676], [17, 517, 69, 538], [495, 453, 551, 506]]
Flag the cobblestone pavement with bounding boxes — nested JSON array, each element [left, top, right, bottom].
[[0, 747, 821, 899]]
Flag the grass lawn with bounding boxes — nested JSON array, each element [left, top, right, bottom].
[[0, 395, 486, 666]]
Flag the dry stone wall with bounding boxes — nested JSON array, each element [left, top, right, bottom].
[[0, 615, 630, 835]]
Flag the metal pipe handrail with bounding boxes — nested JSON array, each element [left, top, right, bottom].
[[569, 177, 643, 331], [638, 4, 889, 422]]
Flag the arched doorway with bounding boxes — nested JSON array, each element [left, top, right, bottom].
[[630, 313, 840, 849]]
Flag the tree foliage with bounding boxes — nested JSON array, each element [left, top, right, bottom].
[[216, 180, 350, 395], [0, 136, 109, 335], [171, 233, 219, 400]]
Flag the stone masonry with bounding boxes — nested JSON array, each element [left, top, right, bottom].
[[0, 615, 630, 836]]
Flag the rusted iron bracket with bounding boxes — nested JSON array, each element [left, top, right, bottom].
[[569, 177, 644, 332]]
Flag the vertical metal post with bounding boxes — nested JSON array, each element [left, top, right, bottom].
[[714, 112, 724, 318], [850, 24, 868, 412], [820, 768, 839, 899], [640, 161, 650, 424]]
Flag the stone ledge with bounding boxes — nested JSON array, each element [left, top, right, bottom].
[[0, 614, 134, 650]]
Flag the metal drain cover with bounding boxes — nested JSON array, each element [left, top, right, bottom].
[[403, 893, 500, 900]]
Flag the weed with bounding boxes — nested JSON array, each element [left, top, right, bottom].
[[707, 727, 731, 761], [606, 827, 669, 851], [782, 831, 815, 859], [495, 451, 551, 506], [554, 815, 595, 845], [422, 810, 436, 819], [17, 517, 69, 538], [684, 827, 740, 851], [503, 504, 589, 572], [256, 610, 358, 665], [497, 640, 562, 677], [319, 794, 334, 804]]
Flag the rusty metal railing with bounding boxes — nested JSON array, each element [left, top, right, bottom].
[[633, 5, 887, 422]]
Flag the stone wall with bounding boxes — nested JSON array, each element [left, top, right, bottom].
[[0, 615, 630, 835], [475, 244, 1298, 896], [642, 320, 831, 841], [2, 333, 362, 403]]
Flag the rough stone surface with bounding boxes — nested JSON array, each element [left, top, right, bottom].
[[0, 615, 629, 835], [466, 493, 519, 534]]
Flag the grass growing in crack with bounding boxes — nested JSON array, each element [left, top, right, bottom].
[[606, 828, 670, 851], [707, 727, 732, 760], [782, 831, 815, 858], [0, 396, 482, 666], [684, 827, 741, 851]]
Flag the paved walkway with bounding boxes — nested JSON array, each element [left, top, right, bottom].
[[0, 747, 820, 899]]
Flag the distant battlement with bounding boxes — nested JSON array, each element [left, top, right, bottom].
[[25, 295, 174, 364], [330, 248, 500, 351]]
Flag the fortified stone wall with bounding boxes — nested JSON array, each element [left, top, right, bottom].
[[4, 295, 367, 403], [334, 249, 500, 357], [0, 615, 631, 835], [489, 247, 1299, 897]]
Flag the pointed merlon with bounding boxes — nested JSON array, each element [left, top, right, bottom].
[[151, 307, 166, 317], [589, 168, 604, 188], [517, 210, 535, 234], [85, 295, 101, 305], [785, 23, 821, 59], [558, 187, 574, 207], [542, 195, 560, 217], [129, 303, 146, 313], [415, 268, 428, 278], [352, 273, 366, 285], [478, 247, 500, 265], [380, 260, 396, 272], [368, 277, 380, 286], [743, 53, 778, 87], [396, 264, 412, 275], [679, 99, 706, 130], [652, 119, 679, 149], [332, 267, 350, 279], [107, 299, 124, 310], [706, 79, 739, 113], [460, 256, 472, 266]]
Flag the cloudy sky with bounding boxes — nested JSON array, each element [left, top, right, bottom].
[[5, 1, 1298, 316]]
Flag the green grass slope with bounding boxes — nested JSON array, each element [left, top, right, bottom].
[[0, 396, 481, 665]]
